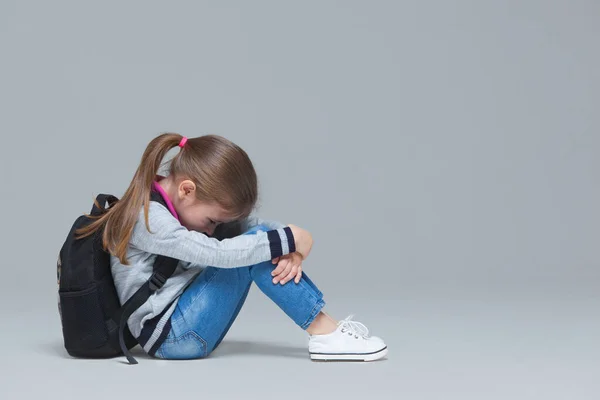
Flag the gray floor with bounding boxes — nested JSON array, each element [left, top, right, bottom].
[[3, 279, 598, 400], [2, 1, 598, 399]]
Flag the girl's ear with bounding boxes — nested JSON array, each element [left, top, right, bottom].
[[178, 179, 197, 200]]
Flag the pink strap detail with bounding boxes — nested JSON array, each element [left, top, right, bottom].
[[178, 137, 188, 148], [151, 181, 180, 221]]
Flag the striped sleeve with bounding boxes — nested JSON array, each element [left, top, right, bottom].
[[129, 202, 295, 268]]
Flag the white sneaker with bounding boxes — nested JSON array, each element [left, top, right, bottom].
[[308, 315, 388, 361]]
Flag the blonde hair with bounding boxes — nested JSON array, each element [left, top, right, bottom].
[[74, 132, 258, 265]]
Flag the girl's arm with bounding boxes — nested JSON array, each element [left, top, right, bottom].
[[211, 216, 285, 240], [129, 202, 296, 268]]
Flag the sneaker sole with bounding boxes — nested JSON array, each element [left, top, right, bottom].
[[309, 346, 387, 362]]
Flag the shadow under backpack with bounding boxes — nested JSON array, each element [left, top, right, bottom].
[[56, 191, 179, 365]]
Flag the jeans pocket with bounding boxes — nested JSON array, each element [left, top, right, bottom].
[[157, 330, 208, 360]]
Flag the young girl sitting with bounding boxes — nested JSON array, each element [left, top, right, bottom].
[[76, 132, 388, 362]]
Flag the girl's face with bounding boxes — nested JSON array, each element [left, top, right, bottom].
[[177, 199, 233, 236], [157, 176, 234, 236]]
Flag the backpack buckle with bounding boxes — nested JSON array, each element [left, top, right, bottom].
[[149, 272, 167, 291]]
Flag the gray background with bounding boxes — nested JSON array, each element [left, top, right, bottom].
[[1, 0, 598, 399]]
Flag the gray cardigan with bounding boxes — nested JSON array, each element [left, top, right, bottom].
[[110, 200, 294, 354]]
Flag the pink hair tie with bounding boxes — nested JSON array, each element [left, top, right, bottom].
[[178, 137, 188, 148]]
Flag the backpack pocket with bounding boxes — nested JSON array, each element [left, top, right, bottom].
[[59, 285, 109, 355]]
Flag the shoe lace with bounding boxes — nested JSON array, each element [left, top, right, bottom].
[[339, 314, 370, 338]]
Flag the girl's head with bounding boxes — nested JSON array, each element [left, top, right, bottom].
[[155, 134, 258, 233], [155, 174, 237, 236], [76, 132, 258, 265]]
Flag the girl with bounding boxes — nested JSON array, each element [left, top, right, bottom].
[[77, 132, 388, 362]]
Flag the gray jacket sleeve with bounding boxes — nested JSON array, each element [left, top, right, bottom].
[[129, 202, 295, 268]]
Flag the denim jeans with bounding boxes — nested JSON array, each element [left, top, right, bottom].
[[154, 224, 326, 359]]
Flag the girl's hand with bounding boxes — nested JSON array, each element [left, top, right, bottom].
[[271, 252, 304, 285], [287, 224, 313, 260]]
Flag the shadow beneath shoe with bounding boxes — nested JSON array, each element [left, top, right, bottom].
[[310, 356, 388, 363], [210, 339, 308, 359]]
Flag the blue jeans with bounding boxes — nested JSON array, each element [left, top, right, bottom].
[[154, 224, 326, 359]]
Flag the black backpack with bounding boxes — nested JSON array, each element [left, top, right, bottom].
[[57, 192, 179, 365]]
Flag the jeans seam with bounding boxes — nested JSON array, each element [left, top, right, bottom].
[[186, 330, 208, 358], [301, 274, 323, 298], [159, 330, 208, 359], [296, 277, 320, 303], [300, 298, 326, 330]]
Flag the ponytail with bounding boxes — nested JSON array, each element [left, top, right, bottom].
[[74, 133, 184, 265]]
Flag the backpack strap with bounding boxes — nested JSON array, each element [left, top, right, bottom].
[[111, 255, 178, 364], [108, 189, 180, 365]]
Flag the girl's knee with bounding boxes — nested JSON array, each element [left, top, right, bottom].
[[244, 224, 269, 235]]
